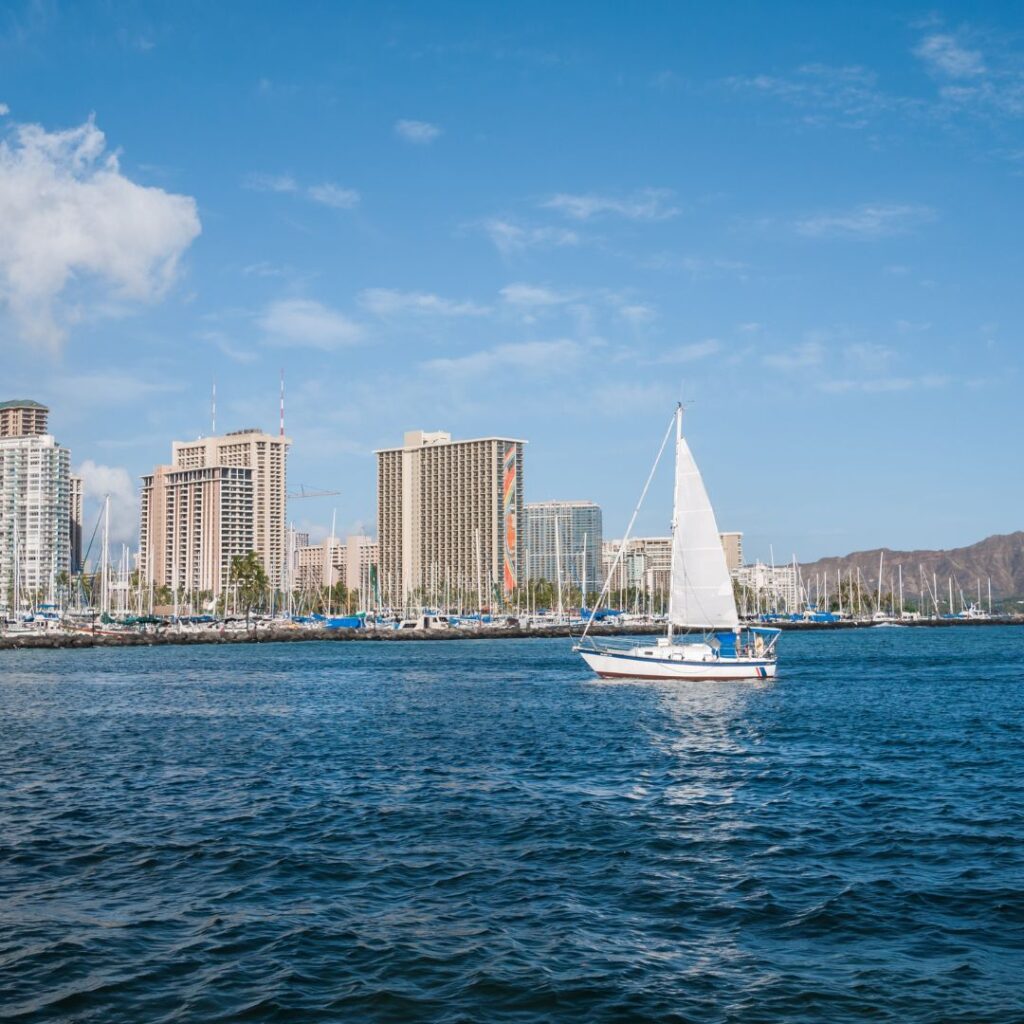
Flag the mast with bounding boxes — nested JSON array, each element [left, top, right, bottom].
[[554, 514, 563, 621], [667, 404, 682, 641], [100, 495, 110, 616]]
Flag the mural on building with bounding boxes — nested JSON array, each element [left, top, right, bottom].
[[502, 444, 517, 596]]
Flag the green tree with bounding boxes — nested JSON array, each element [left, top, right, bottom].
[[230, 552, 269, 627]]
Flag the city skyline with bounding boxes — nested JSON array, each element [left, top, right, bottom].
[[2, 2, 1022, 561]]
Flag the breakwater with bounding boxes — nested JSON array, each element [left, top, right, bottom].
[[1, 616, 1019, 650]]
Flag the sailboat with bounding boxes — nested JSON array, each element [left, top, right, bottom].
[[575, 405, 780, 681]]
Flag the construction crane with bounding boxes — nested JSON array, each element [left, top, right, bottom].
[[288, 485, 341, 500]]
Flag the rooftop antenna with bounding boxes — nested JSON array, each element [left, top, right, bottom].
[[211, 380, 217, 436], [279, 369, 285, 437]]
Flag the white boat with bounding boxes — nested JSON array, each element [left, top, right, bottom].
[[575, 405, 780, 681]]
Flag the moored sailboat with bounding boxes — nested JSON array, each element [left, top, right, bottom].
[[575, 405, 780, 681]]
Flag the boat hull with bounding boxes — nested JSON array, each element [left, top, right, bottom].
[[579, 649, 776, 681]]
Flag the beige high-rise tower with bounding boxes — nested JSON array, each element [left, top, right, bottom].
[[376, 430, 525, 610], [140, 428, 290, 598]]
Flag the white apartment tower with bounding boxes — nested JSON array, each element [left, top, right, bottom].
[[0, 400, 72, 607], [140, 427, 290, 598], [376, 430, 525, 609]]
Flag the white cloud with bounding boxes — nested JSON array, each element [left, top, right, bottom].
[[482, 218, 580, 255], [244, 172, 298, 193], [0, 114, 200, 349], [499, 283, 575, 307], [424, 339, 581, 376], [245, 173, 360, 209], [259, 299, 363, 350], [660, 339, 720, 362], [542, 188, 680, 221], [49, 370, 183, 406], [795, 203, 935, 239], [914, 34, 986, 78], [820, 374, 949, 394], [763, 341, 824, 369], [359, 288, 490, 317], [394, 119, 441, 144], [306, 183, 360, 209], [724, 64, 904, 130], [0, 103, 9, 116], [619, 303, 656, 324], [75, 460, 138, 549]]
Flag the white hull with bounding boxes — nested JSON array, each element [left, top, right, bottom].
[[579, 648, 776, 681]]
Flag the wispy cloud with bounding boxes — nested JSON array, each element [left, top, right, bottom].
[[359, 288, 490, 316], [763, 341, 824, 369], [914, 34, 986, 79], [258, 299, 363, 350], [619, 303, 656, 324], [499, 283, 576, 307], [795, 203, 936, 239], [819, 373, 950, 393], [660, 339, 720, 363], [245, 173, 360, 209], [394, 119, 441, 144], [542, 187, 680, 221], [481, 218, 581, 255], [306, 183, 360, 209], [424, 339, 581, 376], [723, 64, 905, 129]]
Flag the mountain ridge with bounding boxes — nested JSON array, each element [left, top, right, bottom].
[[798, 532, 1024, 604]]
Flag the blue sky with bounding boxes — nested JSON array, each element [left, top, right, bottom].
[[1, 1, 1021, 560]]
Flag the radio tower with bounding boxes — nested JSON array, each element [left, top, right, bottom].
[[211, 380, 217, 435], [279, 369, 285, 437]]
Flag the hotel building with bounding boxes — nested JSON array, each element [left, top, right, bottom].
[[140, 428, 290, 598], [0, 400, 72, 604], [524, 500, 603, 596], [376, 430, 524, 609], [295, 535, 378, 598], [602, 532, 743, 599]]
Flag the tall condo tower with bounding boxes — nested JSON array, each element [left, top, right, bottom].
[[376, 430, 525, 610], [524, 501, 603, 597], [0, 400, 72, 605], [140, 427, 290, 598]]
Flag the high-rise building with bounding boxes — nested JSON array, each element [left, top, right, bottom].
[[719, 531, 743, 573], [295, 535, 379, 599], [0, 399, 49, 439], [602, 533, 745, 600], [376, 430, 524, 609], [0, 400, 71, 606], [732, 562, 798, 615], [524, 501, 603, 596], [69, 474, 83, 573], [140, 427, 290, 598]]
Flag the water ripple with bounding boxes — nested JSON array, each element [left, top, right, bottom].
[[1, 627, 1022, 1022]]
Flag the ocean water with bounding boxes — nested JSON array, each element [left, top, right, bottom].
[[1, 626, 1022, 1023]]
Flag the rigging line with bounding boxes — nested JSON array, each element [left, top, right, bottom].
[[578, 408, 677, 645]]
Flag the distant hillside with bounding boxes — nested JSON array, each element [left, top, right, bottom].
[[799, 532, 1024, 603]]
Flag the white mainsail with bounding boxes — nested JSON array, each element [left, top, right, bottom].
[[669, 427, 739, 630]]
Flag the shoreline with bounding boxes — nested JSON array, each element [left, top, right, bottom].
[[0, 616, 1020, 651]]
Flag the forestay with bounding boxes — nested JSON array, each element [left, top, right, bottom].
[[669, 435, 739, 630]]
